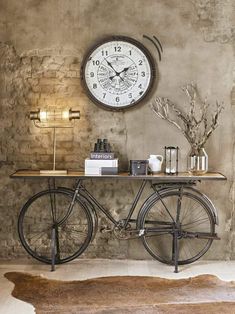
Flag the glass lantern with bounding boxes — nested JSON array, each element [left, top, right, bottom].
[[164, 146, 179, 175]]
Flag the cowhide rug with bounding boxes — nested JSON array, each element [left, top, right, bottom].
[[4, 272, 235, 314]]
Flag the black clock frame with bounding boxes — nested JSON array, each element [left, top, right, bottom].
[[81, 35, 156, 111]]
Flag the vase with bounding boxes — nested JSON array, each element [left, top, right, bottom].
[[187, 147, 208, 175], [148, 154, 163, 173]]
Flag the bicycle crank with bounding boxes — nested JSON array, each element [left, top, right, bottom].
[[113, 225, 140, 240]]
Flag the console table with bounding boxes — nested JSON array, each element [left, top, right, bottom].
[[11, 170, 226, 272]]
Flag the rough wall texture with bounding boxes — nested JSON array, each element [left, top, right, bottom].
[[0, 0, 234, 260]]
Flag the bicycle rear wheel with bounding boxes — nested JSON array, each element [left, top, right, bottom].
[[138, 190, 215, 265], [18, 189, 93, 264]]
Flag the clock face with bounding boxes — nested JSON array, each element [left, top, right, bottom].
[[81, 36, 156, 110]]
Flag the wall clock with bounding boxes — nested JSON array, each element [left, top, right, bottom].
[[81, 36, 156, 110]]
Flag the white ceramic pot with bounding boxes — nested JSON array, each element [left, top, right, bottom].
[[148, 154, 163, 173]]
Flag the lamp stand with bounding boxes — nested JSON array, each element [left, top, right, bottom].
[[40, 127, 68, 174]]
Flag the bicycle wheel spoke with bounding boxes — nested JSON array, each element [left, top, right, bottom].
[[181, 201, 202, 223], [184, 207, 206, 224], [26, 227, 50, 241], [61, 228, 88, 239], [24, 216, 52, 224], [28, 230, 50, 246], [180, 197, 190, 222], [181, 243, 190, 260], [182, 218, 210, 229], [61, 232, 85, 246]]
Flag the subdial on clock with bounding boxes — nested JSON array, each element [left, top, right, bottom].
[[96, 64, 114, 91], [97, 56, 138, 94]]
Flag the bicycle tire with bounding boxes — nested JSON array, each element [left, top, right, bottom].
[[18, 189, 93, 264], [137, 190, 215, 265]]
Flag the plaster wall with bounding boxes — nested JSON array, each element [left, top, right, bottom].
[[0, 0, 234, 260]]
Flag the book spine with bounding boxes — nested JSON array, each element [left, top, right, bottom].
[[90, 152, 115, 160]]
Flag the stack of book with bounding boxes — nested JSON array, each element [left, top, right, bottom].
[[85, 139, 118, 175]]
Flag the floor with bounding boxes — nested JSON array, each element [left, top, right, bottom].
[[0, 259, 235, 314]]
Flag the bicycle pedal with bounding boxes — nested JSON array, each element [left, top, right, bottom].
[[100, 226, 112, 233], [139, 229, 146, 237]]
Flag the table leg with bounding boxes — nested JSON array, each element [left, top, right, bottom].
[[174, 231, 179, 273], [51, 227, 56, 272]]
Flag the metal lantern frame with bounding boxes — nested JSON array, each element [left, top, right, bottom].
[[164, 146, 179, 175], [29, 109, 80, 174]]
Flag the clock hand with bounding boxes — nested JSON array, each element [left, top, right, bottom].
[[105, 59, 122, 81], [118, 66, 130, 74], [105, 60, 132, 81], [105, 59, 119, 75], [105, 59, 130, 76], [116, 66, 132, 81], [117, 63, 135, 75], [109, 74, 116, 80], [109, 75, 124, 82]]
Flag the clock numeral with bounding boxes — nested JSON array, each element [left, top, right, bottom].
[[129, 50, 132, 55], [138, 84, 142, 89], [141, 71, 146, 77], [103, 93, 106, 99], [128, 93, 132, 99], [90, 72, 94, 77], [102, 50, 108, 56], [116, 97, 120, 102], [93, 83, 97, 89], [92, 60, 100, 66], [114, 46, 121, 52], [138, 60, 143, 66]]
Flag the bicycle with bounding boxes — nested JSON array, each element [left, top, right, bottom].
[[17, 177, 220, 273]]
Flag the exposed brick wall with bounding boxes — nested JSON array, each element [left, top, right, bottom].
[[0, 42, 135, 259]]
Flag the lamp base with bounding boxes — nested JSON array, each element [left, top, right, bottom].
[[40, 170, 68, 174]]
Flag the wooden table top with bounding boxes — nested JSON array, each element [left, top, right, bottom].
[[10, 170, 227, 182]]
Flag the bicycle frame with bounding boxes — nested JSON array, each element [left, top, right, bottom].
[[54, 178, 219, 232], [56, 179, 149, 229], [56, 180, 187, 230]]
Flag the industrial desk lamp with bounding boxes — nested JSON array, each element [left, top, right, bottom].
[[29, 109, 80, 174]]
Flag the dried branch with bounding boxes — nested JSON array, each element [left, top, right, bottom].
[[151, 83, 224, 151]]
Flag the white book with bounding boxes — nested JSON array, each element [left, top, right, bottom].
[[85, 159, 118, 175], [85, 159, 118, 168]]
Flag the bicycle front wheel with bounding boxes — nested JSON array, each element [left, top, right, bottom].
[[138, 190, 215, 265], [18, 189, 93, 264]]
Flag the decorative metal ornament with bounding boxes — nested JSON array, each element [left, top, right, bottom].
[[81, 36, 156, 110], [164, 146, 179, 175]]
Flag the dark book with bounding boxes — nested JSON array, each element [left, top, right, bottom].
[[101, 167, 118, 175], [90, 152, 115, 160]]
